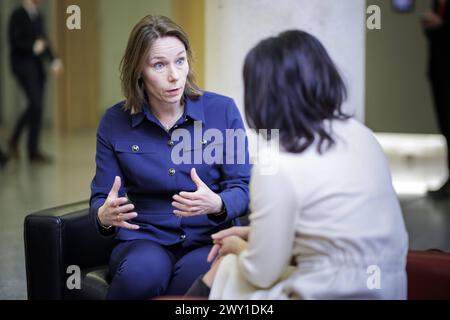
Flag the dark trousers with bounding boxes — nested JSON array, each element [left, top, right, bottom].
[[10, 62, 45, 157], [185, 275, 211, 297], [430, 73, 450, 170], [107, 239, 212, 300]]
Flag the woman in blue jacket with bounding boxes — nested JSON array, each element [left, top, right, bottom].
[[89, 15, 251, 299]]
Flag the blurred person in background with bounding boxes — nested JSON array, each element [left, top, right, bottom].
[[7, 0, 62, 164], [422, 0, 450, 198]]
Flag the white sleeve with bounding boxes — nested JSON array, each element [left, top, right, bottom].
[[237, 163, 298, 288]]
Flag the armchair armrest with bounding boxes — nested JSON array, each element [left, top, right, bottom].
[[24, 200, 115, 300], [407, 249, 450, 300]]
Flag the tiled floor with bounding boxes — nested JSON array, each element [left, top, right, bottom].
[[0, 129, 449, 299], [0, 129, 96, 299], [380, 132, 450, 251]]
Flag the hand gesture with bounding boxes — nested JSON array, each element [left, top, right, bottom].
[[207, 235, 248, 263], [207, 226, 250, 262], [212, 226, 251, 241], [421, 12, 443, 30], [97, 176, 139, 230], [172, 168, 223, 217]]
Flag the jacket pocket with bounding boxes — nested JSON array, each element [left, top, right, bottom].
[[114, 141, 155, 154]]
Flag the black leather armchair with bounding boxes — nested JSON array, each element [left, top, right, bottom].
[[24, 201, 114, 300], [24, 200, 249, 300]]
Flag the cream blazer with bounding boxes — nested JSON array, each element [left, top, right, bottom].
[[210, 119, 409, 300]]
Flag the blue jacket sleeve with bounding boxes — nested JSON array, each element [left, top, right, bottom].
[[89, 110, 127, 236]]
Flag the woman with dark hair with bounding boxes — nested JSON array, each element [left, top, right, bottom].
[[186, 30, 408, 299], [89, 15, 250, 299]]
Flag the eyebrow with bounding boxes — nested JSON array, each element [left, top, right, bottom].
[[150, 50, 186, 61]]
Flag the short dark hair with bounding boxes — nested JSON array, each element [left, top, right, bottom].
[[243, 30, 349, 154]]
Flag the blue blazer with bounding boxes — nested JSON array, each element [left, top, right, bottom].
[[90, 91, 251, 247]]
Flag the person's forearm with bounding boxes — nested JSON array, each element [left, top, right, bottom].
[[218, 187, 249, 221]]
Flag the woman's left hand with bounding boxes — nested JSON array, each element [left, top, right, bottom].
[[172, 168, 223, 217], [207, 235, 248, 263]]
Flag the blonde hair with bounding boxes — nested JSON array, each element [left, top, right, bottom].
[[120, 15, 202, 114]]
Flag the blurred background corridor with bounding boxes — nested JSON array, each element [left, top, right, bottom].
[[1, 0, 449, 299]]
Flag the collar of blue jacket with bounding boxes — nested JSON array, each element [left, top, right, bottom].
[[131, 94, 205, 128]]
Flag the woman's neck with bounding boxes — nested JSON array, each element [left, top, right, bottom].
[[148, 98, 184, 130], [148, 98, 182, 118]]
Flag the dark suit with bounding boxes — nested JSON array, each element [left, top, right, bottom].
[[8, 5, 54, 157], [426, 0, 450, 169]]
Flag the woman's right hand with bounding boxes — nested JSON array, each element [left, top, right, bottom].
[[207, 226, 251, 262], [212, 226, 251, 241], [97, 176, 140, 230]]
